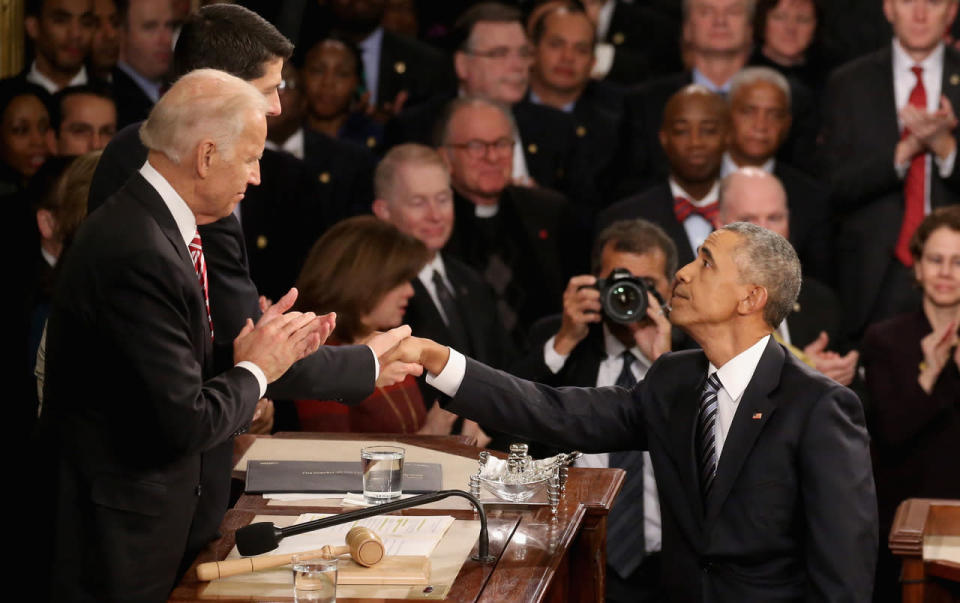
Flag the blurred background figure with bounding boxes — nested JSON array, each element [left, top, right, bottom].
[[300, 36, 385, 153], [862, 206, 960, 603], [0, 81, 53, 197], [751, 0, 834, 96], [89, 0, 121, 81], [113, 0, 176, 127], [51, 83, 117, 155], [292, 216, 457, 435], [22, 0, 96, 94]]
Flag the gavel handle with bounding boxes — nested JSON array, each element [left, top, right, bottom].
[[321, 544, 350, 558], [196, 547, 331, 581]]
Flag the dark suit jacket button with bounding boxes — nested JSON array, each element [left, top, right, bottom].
[[701, 560, 712, 572]]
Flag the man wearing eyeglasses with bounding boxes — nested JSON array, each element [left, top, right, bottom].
[[437, 96, 587, 351], [386, 2, 590, 209]]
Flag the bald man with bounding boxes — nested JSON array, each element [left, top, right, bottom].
[[598, 85, 729, 266], [718, 168, 858, 386]]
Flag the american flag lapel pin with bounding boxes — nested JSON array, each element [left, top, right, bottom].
[[752, 412, 763, 420]]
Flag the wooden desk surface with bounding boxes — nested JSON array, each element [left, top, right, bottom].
[[174, 433, 623, 602]]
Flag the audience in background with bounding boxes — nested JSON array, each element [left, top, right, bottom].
[[23, 0, 96, 94], [89, 0, 120, 81], [0, 81, 53, 196], [113, 0, 175, 127], [750, 0, 832, 96], [51, 83, 116, 154], [862, 206, 960, 603]]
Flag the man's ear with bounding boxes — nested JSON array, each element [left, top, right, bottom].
[[453, 50, 469, 84], [195, 140, 216, 178], [738, 285, 768, 317], [371, 198, 391, 220], [36, 208, 57, 241]]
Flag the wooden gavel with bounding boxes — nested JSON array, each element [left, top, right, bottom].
[[196, 526, 385, 581]]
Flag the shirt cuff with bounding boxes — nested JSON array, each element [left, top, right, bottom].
[[894, 159, 909, 179], [425, 347, 466, 397], [369, 346, 381, 381], [543, 336, 569, 374], [236, 361, 267, 398], [936, 146, 957, 177]]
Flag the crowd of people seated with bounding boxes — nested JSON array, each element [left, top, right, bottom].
[[9, 1, 959, 601]]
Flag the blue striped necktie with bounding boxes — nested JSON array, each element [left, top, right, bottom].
[[697, 373, 723, 500]]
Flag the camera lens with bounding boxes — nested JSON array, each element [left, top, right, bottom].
[[604, 281, 647, 324]]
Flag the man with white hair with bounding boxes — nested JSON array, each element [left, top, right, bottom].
[[717, 168, 858, 387], [723, 66, 832, 282], [40, 69, 352, 600]]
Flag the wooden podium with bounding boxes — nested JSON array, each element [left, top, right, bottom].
[[170, 433, 624, 602], [890, 498, 960, 602]]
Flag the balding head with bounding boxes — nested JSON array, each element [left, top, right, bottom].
[[140, 69, 269, 224], [660, 85, 729, 184], [718, 167, 789, 238]]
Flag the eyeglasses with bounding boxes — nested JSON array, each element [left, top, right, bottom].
[[445, 137, 515, 159], [467, 46, 534, 61]]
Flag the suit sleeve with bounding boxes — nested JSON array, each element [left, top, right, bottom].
[[101, 249, 261, 459], [798, 385, 878, 601], [267, 344, 376, 403], [444, 357, 647, 453]]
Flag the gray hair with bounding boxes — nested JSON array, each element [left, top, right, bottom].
[[682, 0, 756, 21], [435, 95, 519, 147], [375, 143, 449, 200], [140, 68, 269, 164], [729, 66, 792, 109], [721, 221, 801, 328]]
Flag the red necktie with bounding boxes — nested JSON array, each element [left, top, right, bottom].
[[896, 65, 927, 267], [674, 196, 719, 225], [189, 230, 214, 341]]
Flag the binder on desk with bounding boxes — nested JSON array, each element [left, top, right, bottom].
[[245, 461, 443, 494]]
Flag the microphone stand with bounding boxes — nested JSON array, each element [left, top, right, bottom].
[[236, 489, 497, 563]]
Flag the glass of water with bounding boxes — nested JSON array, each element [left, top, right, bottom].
[[291, 554, 337, 602], [361, 445, 405, 502]]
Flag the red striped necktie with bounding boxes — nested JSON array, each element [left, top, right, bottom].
[[189, 229, 214, 341], [896, 65, 927, 267]]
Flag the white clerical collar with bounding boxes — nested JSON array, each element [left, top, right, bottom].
[[27, 61, 88, 95], [140, 160, 196, 247], [668, 177, 720, 207], [41, 246, 57, 268], [602, 323, 651, 370], [708, 334, 770, 401], [474, 203, 499, 218], [721, 152, 776, 178]]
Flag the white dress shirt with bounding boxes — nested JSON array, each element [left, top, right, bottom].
[[669, 177, 719, 257], [264, 127, 305, 160], [139, 161, 267, 397], [891, 38, 957, 208], [27, 61, 87, 94], [357, 26, 384, 106], [417, 254, 456, 325]]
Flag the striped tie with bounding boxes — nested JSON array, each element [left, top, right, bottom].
[[189, 230, 214, 341], [697, 373, 722, 500]]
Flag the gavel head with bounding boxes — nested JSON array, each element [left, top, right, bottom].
[[346, 526, 385, 567]]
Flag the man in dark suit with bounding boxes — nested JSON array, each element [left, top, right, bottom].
[[599, 85, 728, 268], [527, 4, 624, 211], [41, 70, 336, 601], [511, 218, 676, 602], [393, 221, 878, 602], [612, 0, 817, 197], [20, 0, 95, 94], [582, 0, 683, 84], [436, 96, 585, 350], [821, 0, 960, 341], [721, 66, 834, 283], [80, 2, 419, 581], [717, 167, 858, 388], [112, 0, 176, 128], [386, 2, 585, 202]]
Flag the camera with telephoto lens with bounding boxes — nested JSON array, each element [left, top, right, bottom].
[[591, 268, 666, 325]]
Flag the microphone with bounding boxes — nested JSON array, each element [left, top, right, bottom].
[[235, 489, 496, 563]]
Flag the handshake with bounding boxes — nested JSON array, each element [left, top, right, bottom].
[[231, 286, 451, 388]]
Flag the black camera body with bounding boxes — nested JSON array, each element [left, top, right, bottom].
[[593, 268, 661, 325]]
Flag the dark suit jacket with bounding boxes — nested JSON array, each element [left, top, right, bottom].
[[301, 127, 377, 226], [42, 173, 263, 600], [111, 66, 156, 129], [82, 123, 379, 581], [604, 0, 682, 82], [376, 29, 456, 110], [404, 254, 516, 370], [443, 186, 587, 348], [775, 162, 835, 284], [597, 181, 700, 267], [820, 44, 960, 338], [446, 337, 877, 602], [786, 276, 844, 351]]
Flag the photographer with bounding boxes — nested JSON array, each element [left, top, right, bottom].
[[510, 218, 678, 603]]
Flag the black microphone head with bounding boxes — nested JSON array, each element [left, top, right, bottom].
[[236, 522, 282, 556]]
